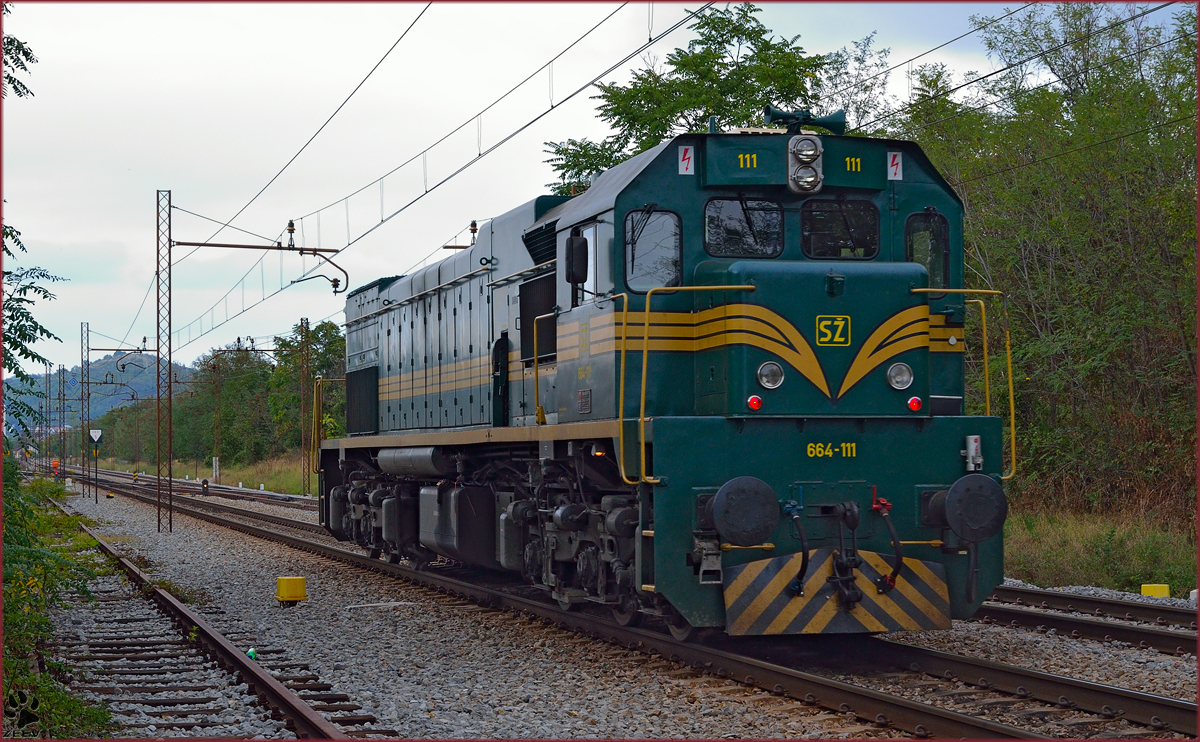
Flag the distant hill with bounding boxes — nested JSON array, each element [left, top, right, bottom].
[[4, 353, 193, 426]]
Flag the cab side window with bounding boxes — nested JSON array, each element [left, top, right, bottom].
[[704, 198, 783, 258], [801, 200, 879, 259], [905, 210, 949, 289], [625, 209, 681, 292]]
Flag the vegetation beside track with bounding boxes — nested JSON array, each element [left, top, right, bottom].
[[1004, 507, 1197, 598], [2, 457, 112, 737], [100, 451, 306, 496]]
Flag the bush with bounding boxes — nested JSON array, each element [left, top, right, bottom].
[[2, 457, 112, 737]]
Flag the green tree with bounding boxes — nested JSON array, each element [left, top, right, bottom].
[[3, 2, 36, 99], [893, 3, 1197, 517], [544, 4, 827, 194], [269, 320, 346, 446]]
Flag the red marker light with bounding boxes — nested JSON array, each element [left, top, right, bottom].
[[907, 396, 923, 412], [747, 395, 764, 411]]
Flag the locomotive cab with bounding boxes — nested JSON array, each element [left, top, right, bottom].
[[322, 109, 1011, 639]]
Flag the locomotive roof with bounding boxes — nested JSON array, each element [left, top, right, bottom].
[[527, 140, 672, 234]]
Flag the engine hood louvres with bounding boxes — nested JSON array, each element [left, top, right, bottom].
[[522, 221, 559, 265]]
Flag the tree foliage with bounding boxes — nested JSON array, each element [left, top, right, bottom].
[[892, 3, 1196, 516], [2, 7, 61, 440], [90, 321, 346, 471], [2, 2, 37, 100], [545, 4, 827, 194]]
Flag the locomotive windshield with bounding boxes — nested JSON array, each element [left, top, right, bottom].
[[704, 197, 783, 258], [905, 210, 950, 289], [801, 200, 880, 259], [625, 209, 682, 291]]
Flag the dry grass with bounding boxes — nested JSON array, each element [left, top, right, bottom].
[[204, 453, 306, 495], [101, 454, 308, 495], [1005, 507, 1197, 598]]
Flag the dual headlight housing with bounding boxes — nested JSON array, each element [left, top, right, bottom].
[[787, 135, 823, 194]]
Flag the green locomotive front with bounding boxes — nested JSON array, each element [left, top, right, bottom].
[[320, 110, 1010, 639]]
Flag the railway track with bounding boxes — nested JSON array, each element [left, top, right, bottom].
[[84, 471, 1196, 739], [989, 585, 1197, 630], [55, 464, 318, 511], [49, 514, 347, 738]]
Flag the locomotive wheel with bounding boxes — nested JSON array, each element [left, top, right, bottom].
[[387, 552, 401, 564], [369, 548, 382, 559], [557, 596, 581, 612], [611, 598, 641, 627], [665, 613, 696, 642]]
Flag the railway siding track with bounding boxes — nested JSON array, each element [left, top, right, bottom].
[[989, 586, 1197, 631], [60, 504, 402, 739], [93, 472, 1197, 740], [975, 604, 1195, 656], [66, 516, 348, 734]]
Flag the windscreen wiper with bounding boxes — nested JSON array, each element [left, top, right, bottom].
[[737, 193, 761, 248], [628, 202, 658, 270]]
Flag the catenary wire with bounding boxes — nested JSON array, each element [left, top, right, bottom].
[[896, 30, 1194, 136], [295, 3, 630, 221], [173, 3, 432, 266], [172, 206, 280, 244], [819, 3, 1035, 102], [172, 4, 713, 351]]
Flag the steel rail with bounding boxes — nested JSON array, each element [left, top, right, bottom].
[[114, 479, 326, 535], [67, 512, 347, 739], [78, 466, 318, 510], [872, 639, 1195, 735], [990, 585, 1197, 630], [976, 603, 1195, 656], [93, 480, 1043, 739]]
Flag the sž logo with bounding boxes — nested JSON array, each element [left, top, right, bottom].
[[815, 315, 851, 346]]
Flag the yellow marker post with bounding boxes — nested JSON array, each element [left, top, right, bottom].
[[276, 577, 309, 607], [1141, 584, 1170, 598]]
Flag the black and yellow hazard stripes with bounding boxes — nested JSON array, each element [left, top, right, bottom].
[[722, 546, 951, 635], [837, 306, 930, 398], [928, 314, 965, 354]]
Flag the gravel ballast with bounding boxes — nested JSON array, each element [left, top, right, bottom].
[[886, 620, 1195, 700], [67, 492, 900, 739]]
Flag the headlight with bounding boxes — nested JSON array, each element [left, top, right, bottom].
[[790, 136, 820, 162], [886, 362, 913, 390], [756, 361, 784, 389], [791, 165, 820, 191]]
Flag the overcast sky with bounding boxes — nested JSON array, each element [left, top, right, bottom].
[[5, 1, 1019, 375]]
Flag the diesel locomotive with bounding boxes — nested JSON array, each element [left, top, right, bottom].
[[318, 108, 1012, 640]]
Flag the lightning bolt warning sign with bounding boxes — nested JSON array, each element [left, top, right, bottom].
[[678, 146, 694, 175]]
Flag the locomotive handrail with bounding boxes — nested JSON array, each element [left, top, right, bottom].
[[639, 285, 757, 484], [487, 258, 556, 288], [911, 287, 1016, 481], [310, 376, 345, 473], [608, 293, 639, 486], [966, 300, 990, 415], [532, 311, 558, 425]]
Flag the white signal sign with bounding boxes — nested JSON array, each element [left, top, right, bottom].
[[887, 152, 903, 180], [678, 146, 695, 175], [90, 429, 102, 442]]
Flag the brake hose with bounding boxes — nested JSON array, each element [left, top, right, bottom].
[[875, 508, 903, 593], [782, 501, 810, 596]]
